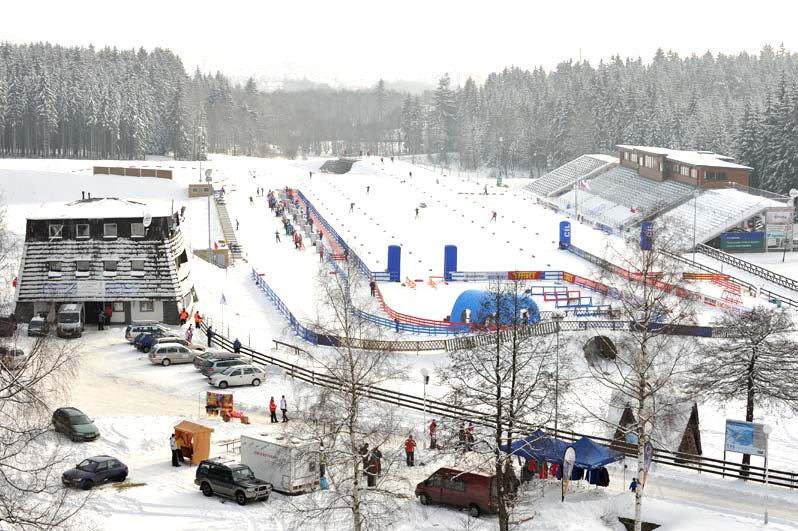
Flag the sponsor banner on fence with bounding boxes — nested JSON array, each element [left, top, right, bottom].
[[508, 271, 542, 280]]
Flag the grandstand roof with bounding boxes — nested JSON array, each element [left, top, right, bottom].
[[617, 145, 752, 170]]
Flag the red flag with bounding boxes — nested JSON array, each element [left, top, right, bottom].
[[214, 242, 219, 251], [12, 276, 17, 288], [630, 207, 637, 213]]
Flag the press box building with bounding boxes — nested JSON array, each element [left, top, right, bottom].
[[14, 198, 196, 325]]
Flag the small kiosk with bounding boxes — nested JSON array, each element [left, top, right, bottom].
[[174, 420, 215, 465]]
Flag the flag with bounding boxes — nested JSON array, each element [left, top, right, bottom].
[[214, 242, 219, 251], [580, 180, 590, 190], [220, 292, 227, 306], [562, 446, 576, 502], [630, 207, 637, 214]]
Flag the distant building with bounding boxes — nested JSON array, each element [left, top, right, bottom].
[[617, 145, 752, 188], [14, 198, 195, 325], [188, 183, 214, 198]]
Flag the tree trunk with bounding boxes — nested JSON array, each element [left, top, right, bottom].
[[741, 359, 756, 476]]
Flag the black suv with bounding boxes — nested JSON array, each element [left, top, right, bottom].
[[62, 455, 128, 490], [195, 458, 272, 505]]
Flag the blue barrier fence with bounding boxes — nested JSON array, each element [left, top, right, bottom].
[[251, 269, 318, 344]]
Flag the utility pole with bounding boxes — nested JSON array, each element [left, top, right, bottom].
[[206, 169, 213, 267]]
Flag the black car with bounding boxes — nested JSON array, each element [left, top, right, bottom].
[[62, 455, 128, 490], [28, 315, 49, 337], [195, 458, 272, 505], [52, 407, 100, 442]]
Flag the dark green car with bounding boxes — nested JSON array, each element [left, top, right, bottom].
[[52, 407, 100, 442]]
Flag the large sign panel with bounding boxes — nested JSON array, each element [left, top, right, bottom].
[[720, 232, 765, 251], [724, 419, 767, 457]]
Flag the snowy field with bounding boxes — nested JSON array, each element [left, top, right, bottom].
[[1, 155, 797, 529]]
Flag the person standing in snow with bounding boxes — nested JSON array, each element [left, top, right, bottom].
[[179, 308, 188, 326], [280, 395, 288, 422], [194, 311, 202, 329], [97, 311, 105, 331], [484, 185, 488, 195], [105, 304, 113, 323], [369, 280, 376, 297], [269, 397, 278, 423], [366, 185, 370, 194], [275, 230, 281, 243], [466, 422, 475, 451], [236, 219, 239, 230], [233, 338, 241, 353], [349, 202, 355, 213], [249, 197, 254, 205], [415, 207, 419, 219], [629, 478, 638, 493], [319, 441, 326, 478], [170, 434, 181, 467], [490, 211, 497, 222], [206, 326, 214, 348], [405, 435, 416, 466], [409, 171, 412, 178], [429, 419, 438, 449]]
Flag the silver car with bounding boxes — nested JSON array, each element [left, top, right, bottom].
[[208, 365, 267, 388], [150, 337, 207, 355], [148, 344, 195, 366]]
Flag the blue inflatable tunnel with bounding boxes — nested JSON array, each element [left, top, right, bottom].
[[450, 289, 540, 326]]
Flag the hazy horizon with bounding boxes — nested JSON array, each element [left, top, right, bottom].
[[3, 0, 798, 89]]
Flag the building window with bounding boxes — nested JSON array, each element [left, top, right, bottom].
[[690, 168, 698, 178], [103, 223, 117, 238], [705, 170, 727, 180], [139, 301, 154, 313], [49, 261, 62, 272], [77, 261, 91, 272], [203, 186, 209, 192], [49, 224, 63, 239], [76, 224, 90, 239], [131, 259, 145, 271], [113, 302, 124, 312], [130, 222, 145, 238], [104, 260, 117, 272]]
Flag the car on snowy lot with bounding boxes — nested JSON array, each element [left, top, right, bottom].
[[150, 337, 207, 355], [28, 315, 50, 336], [200, 357, 252, 377], [136, 331, 183, 353], [208, 365, 266, 389], [0, 345, 27, 370], [148, 344, 195, 366], [415, 467, 499, 518], [193, 350, 249, 370], [125, 322, 168, 343], [52, 407, 100, 442], [62, 455, 128, 490], [195, 458, 272, 505]]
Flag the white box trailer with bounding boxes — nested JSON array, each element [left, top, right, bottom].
[[240, 433, 320, 495]]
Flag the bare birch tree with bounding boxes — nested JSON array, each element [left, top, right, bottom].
[[286, 257, 409, 531], [438, 278, 557, 530]]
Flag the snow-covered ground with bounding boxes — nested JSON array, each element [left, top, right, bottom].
[[1, 155, 797, 529]]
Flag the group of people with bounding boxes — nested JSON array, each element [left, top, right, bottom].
[[269, 396, 289, 423], [96, 304, 113, 330]]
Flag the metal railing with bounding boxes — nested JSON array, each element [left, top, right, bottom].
[[697, 243, 798, 294]]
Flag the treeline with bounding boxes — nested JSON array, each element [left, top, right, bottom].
[[2, 42, 798, 194], [407, 46, 798, 194]]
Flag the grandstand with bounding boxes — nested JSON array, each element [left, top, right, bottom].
[[661, 188, 782, 249], [554, 189, 637, 228], [583, 165, 693, 214], [527, 154, 616, 197]]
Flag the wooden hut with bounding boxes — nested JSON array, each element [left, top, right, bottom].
[[174, 420, 215, 465]]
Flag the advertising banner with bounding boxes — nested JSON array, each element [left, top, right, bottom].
[[642, 441, 653, 486], [720, 232, 765, 252], [508, 271, 542, 280], [724, 419, 767, 457]]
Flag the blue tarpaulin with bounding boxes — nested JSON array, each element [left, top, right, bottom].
[[502, 433, 623, 469], [570, 436, 623, 470]]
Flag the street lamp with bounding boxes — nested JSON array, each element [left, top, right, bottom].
[[763, 423, 773, 524], [421, 368, 429, 446], [206, 169, 213, 267], [551, 311, 564, 436], [692, 189, 700, 262]]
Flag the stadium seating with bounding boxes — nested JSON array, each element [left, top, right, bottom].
[[528, 155, 613, 197], [661, 189, 780, 247], [583, 166, 694, 214]]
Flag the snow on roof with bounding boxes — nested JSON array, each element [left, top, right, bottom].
[[586, 154, 619, 164], [616, 145, 752, 170], [243, 432, 318, 448], [28, 198, 176, 220]]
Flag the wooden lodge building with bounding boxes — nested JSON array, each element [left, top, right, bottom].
[[14, 198, 196, 325]]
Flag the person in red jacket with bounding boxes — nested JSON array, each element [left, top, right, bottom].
[[269, 397, 278, 423], [429, 420, 438, 449], [105, 304, 113, 322], [405, 435, 416, 466]]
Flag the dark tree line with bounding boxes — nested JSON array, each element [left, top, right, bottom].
[[2, 41, 798, 194]]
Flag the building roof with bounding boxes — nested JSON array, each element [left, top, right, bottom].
[[28, 198, 176, 220], [617, 145, 752, 170], [174, 420, 215, 434]]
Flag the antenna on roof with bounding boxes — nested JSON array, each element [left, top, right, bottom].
[[143, 213, 152, 228]]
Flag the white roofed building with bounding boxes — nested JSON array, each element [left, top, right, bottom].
[[14, 198, 195, 325]]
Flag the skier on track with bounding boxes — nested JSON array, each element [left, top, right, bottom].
[[490, 211, 497, 222], [350, 202, 355, 213]]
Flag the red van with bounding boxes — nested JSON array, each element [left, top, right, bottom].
[[415, 467, 498, 517]]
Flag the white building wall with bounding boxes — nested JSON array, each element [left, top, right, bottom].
[[130, 300, 164, 323]]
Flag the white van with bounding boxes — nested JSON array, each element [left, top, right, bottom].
[[57, 303, 84, 338], [240, 434, 320, 495]]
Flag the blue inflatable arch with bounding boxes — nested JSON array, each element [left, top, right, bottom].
[[450, 289, 540, 326]]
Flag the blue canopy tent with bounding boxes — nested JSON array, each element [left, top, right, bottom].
[[450, 289, 540, 326], [502, 431, 569, 464], [570, 436, 624, 470]]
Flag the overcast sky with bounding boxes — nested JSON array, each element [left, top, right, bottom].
[[3, 0, 797, 88]]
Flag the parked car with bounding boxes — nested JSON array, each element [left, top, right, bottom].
[[125, 322, 168, 343], [200, 357, 251, 377], [0, 313, 17, 337], [56, 303, 84, 338], [194, 350, 249, 370], [137, 331, 182, 353], [148, 344, 195, 366], [415, 468, 498, 517], [0, 345, 27, 370], [150, 337, 207, 354], [62, 455, 128, 490], [28, 315, 49, 336], [52, 407, 100, 442], [195, 458, 272, 505], [209, 365, 267, 389]]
